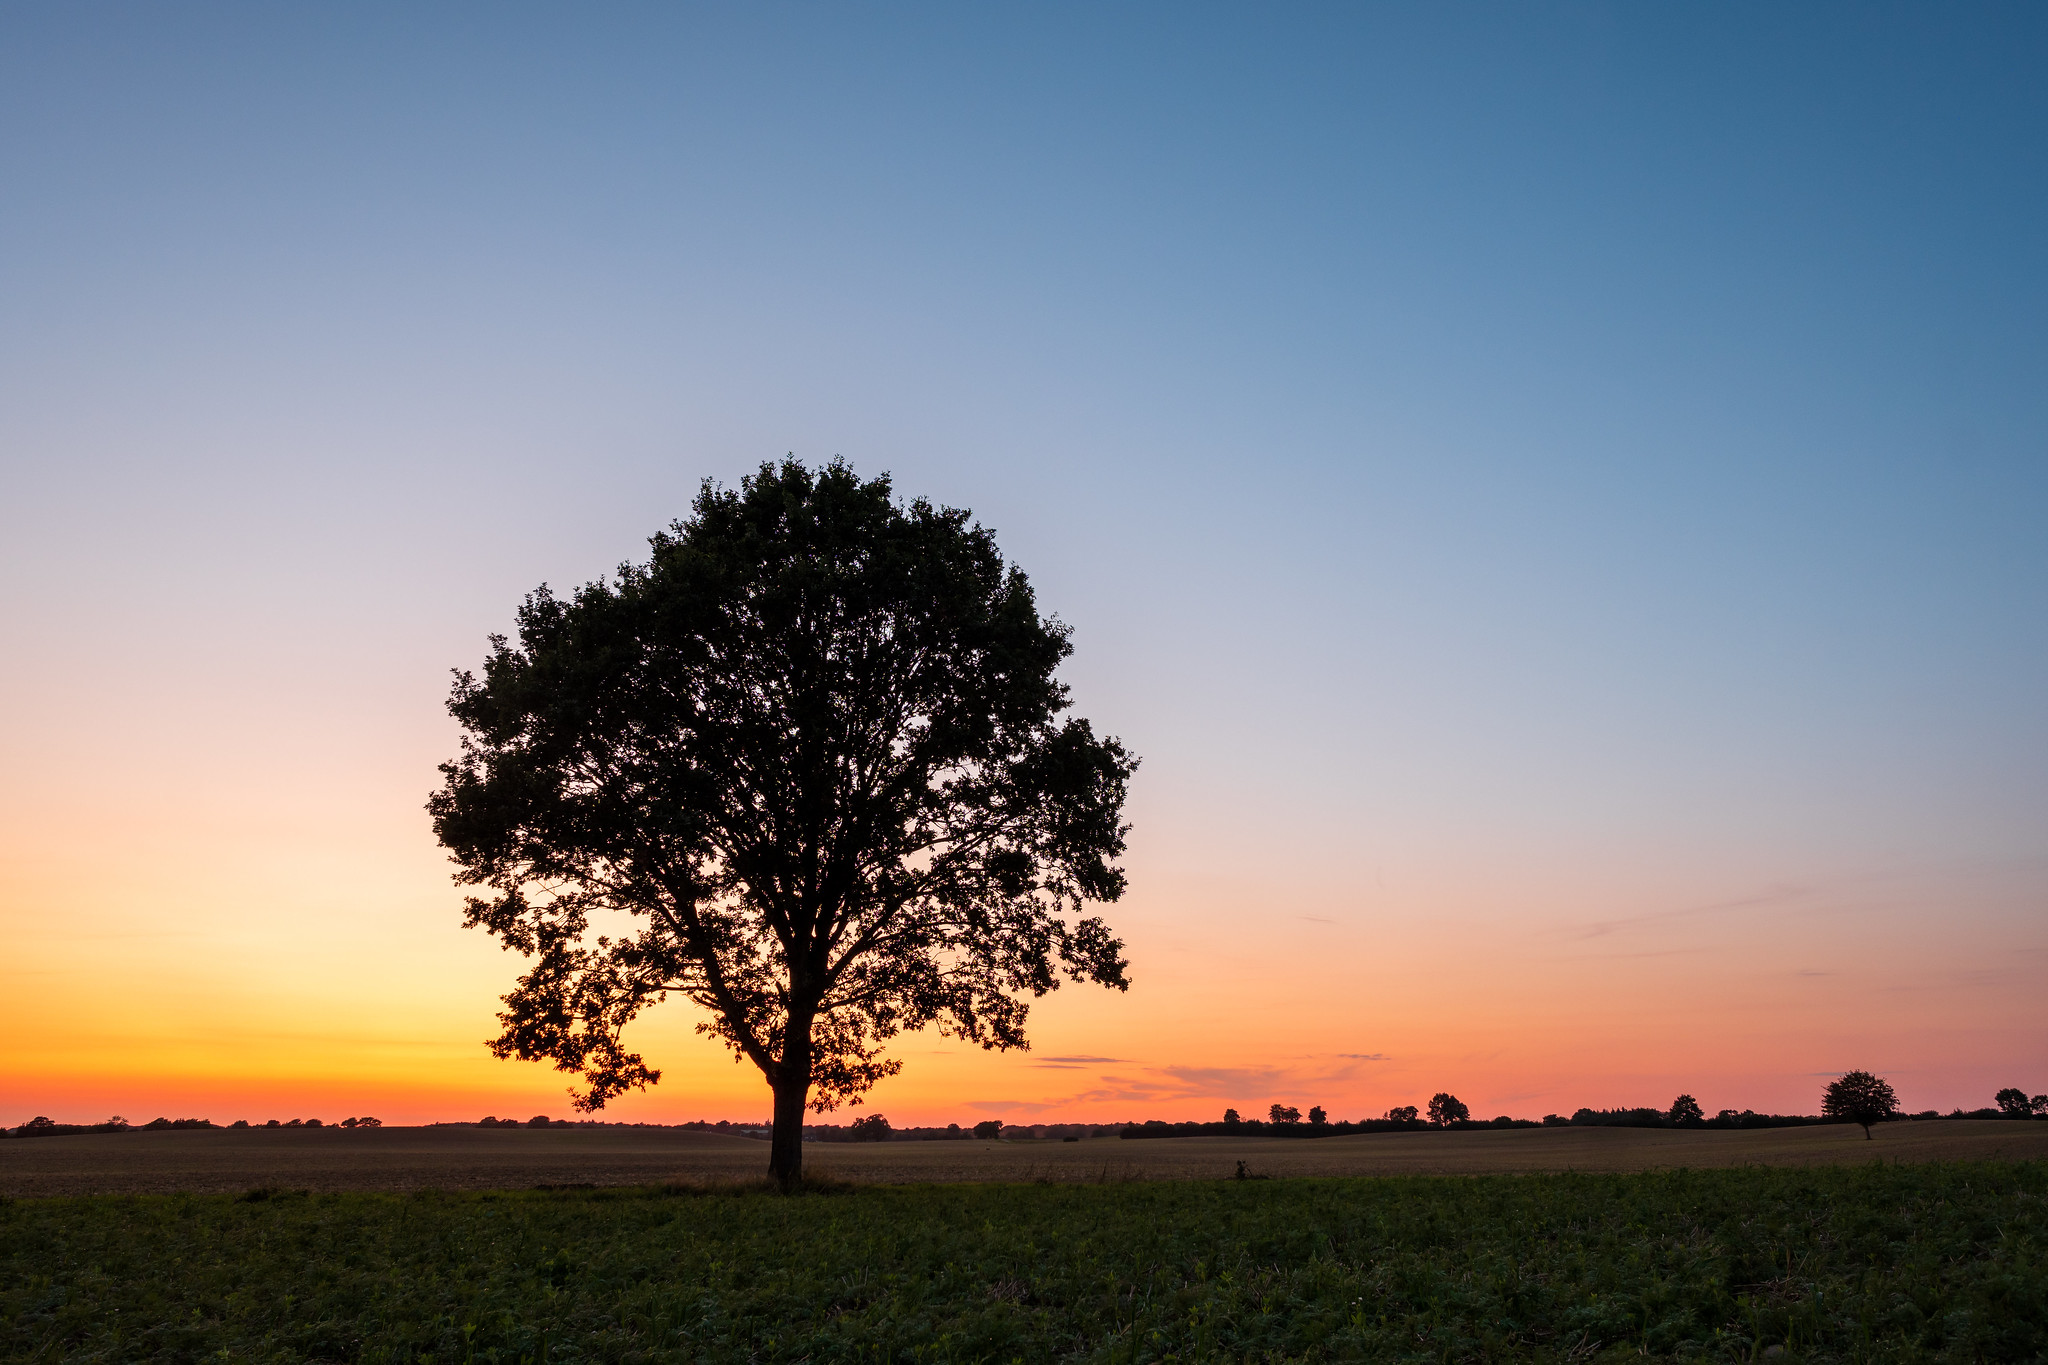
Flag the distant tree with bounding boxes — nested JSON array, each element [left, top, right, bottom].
[[848, 1113, 893, 1142], [230, 1119, 249, 1129], [1821, 1071, 1898, 1139], [1307, 1105, 1328, 1126], [973, 1119, 1003, 1140], [1221, 1107, 1242, 1127], [1426, 1093, 1469, 1128], [1269, 1103, 1302, 1125], [527, 1115, 550, 1128], [1385, 1105, 1419, 1123], [357, 1116, 382, 1128], [2034, 1095, 2048, 1118], [1995, 1087, 2032, 1119], [1669, 1094, 1705, 1127], [430, 460, 1137, 1188]]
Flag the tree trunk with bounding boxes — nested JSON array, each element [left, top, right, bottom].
[[768, 1023, 814, 1190], [769, 1079, 809, 1188]]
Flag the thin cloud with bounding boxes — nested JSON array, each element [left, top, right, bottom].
[[1036, 1055, 1128, 1064], [1338, 1053, 1389, 1061], [1571, 883, 1812, 942], [962, 1099, 1063, 1114], [1298, 915, 1336, 924]]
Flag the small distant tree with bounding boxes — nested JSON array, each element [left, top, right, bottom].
[[1269, 1103, 1302, 1125], [849, 1113, 892, 1142], [1307, 1105, 1328, 1126], [1995, 1087, 2032, 1119], [527, 1115, 550, 1128], [1385, 1105, 1419, 1123], [1669, 1094, 1704, 1127], [1426, 1093, 1469, 1128], [2034, 1095, 2048, 1118], [1221, 1107, 1242, 1127], [1821, 1070, 1897, 1139], [972, 1119, 1003, 1140]]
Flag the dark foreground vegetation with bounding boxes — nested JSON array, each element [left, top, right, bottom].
[[5, 1162, 2045, 1363]]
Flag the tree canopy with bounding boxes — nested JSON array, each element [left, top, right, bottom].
[[429, 459, 1137, 1184], [1427, 1093, 1470, 1127]]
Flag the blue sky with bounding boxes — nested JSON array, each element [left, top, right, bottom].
[[3, 4, 2044, 1120]]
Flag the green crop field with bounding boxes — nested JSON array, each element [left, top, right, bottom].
[[5, 1161, 2045, 1363]]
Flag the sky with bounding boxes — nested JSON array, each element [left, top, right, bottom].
[[3, 3, 2044, 1129]]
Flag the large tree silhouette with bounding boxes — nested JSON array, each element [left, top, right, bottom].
[[1821, 1070, 1897, 1139], [429, 460, 1136, 1186]]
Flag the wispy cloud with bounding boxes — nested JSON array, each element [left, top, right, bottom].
[[1569, 883, 1812, 942], [1298, 915, 1336, 924], [961, 1099, 1064, 1114], [1035, 1055, 1127, 1064], [1338, 1053, 1389, 1061]]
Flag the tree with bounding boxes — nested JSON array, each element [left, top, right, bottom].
[[1821, 1070, 1897, 1139], [1221, 1107, 1242, 1127], [1307, 1105, 1328, 1126], [2035, 1095, 2048, 1118], [1269, 1103, 1302, 1124], [1384, 1105, 1419, 1124], [848, 1113, 892, 1142], [430, 460, 1137, 1188], [1669, 1094, 1704, 1127], [1426, 1093, 1469, 1128], [1995, 1087, 2032, 1119], [972, 1119, 1003, 1140]]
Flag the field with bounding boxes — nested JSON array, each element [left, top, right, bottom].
[[5, 1159, 2046, 1363], [5, 1119, 2048, 1197]]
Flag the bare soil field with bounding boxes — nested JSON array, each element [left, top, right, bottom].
[[4, 1118, 2044, 1196]]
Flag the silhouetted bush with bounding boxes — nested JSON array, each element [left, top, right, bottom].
[[6, 1116, 132, 1139]]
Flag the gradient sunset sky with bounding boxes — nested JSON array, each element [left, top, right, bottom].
[[4, 4, 2045, 1128]]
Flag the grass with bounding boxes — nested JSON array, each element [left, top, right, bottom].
[[4, 1162, 2045, 1363], [8, 1119, 2048, 1198]]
